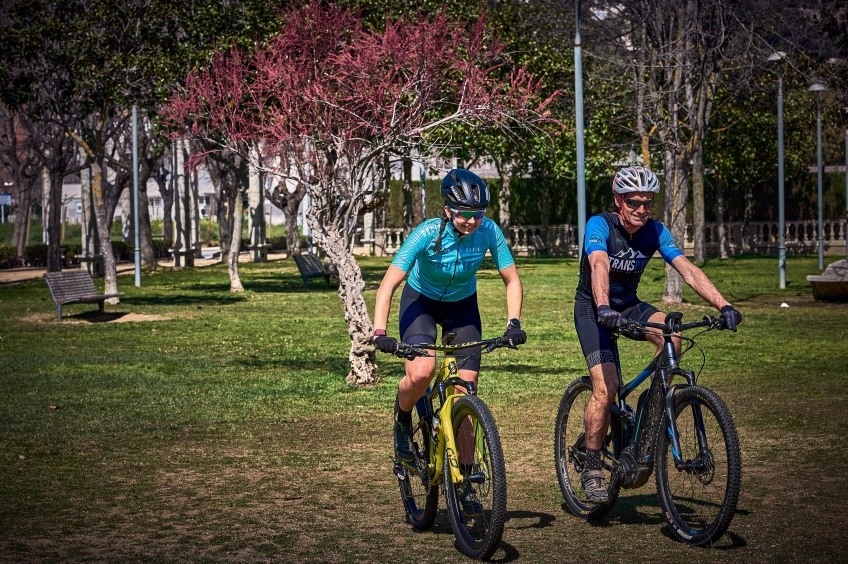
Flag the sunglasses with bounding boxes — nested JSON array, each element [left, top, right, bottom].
[[623, 197, 655, 210], [451, 208, 485, 220]]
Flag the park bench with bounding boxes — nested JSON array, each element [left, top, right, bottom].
[[292, 253, 337, 288], [44, 270, 124, 319], [529, 234, 548, 256]]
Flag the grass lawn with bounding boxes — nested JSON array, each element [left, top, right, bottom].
[[1, 254, 847, 562]]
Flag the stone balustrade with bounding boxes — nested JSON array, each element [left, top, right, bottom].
[[372, 219, 848, 258]]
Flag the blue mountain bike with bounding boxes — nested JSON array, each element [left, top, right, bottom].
[[554, 312, 741, 545]]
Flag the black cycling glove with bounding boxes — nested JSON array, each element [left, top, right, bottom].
[[597, 305, 623, 329], [373, 334, 398, 354], [503, 319, 527, 346], [720, 305, 742, 332]]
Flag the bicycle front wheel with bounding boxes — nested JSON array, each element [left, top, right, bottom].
[[655, 385, 741, 546], [443, 395, 506, 560], [397, 396, 439, 530], [554, 376, 618, 520]]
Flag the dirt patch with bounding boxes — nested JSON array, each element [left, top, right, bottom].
[[21, 312, 172, 324]]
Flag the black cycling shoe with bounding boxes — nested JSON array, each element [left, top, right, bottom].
[[393, 420, 416, 464], [458, 484, 483, 516], [581, 469, 610, 504]]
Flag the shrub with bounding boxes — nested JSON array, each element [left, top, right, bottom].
[[22, 243, 47, 267], [0, 244, 22, 269], [111, 241, 133, 261], [152, 239, 171, 258]]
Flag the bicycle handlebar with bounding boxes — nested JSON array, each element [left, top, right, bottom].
[[620, 312, 728, 335], [392, 336, 515, 360]]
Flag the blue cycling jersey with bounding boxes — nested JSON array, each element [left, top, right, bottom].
[[391, 217, 515, 302], [576, 212, 683, 308]]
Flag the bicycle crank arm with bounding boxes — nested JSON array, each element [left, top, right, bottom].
[[464, 472, 486, 484]]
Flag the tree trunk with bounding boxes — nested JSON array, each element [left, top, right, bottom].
[[138, 170, 156, 267], [402, 157, 414, 229], [496, 163, 511, 244], [265, 179, 306, 255], [306, 208, 378, 386], [662, 149, 688, 304], [45, 166, 64, 272], [90, 160, 120, 301], [692, 147, 706, 264], [742, 189, 753, 254], [12, 178, 37, 256], [714, 176, 728, 259], [227, 189, 245, 292]]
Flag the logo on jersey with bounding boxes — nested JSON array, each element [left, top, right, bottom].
[[609, 248, 648, 272]]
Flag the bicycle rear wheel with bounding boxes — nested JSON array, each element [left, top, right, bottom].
[[655, 385, 741, 545], [443, 395, 506, 560], [397, 396, 439, 530], [554, 376, 619, 520]]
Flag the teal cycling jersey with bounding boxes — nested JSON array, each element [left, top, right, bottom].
[[391, 217, 515, 302]]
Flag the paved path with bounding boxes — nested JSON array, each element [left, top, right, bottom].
[[0, 251, 288, 285]]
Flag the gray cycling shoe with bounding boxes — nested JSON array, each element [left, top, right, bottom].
[[581, 469, 610, 504]]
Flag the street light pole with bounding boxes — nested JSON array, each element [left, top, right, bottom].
[[769, 52, 787, 288], [574, 0, 587, 252], [844, 117, 847, 259], [132, 105, 141, 287], [809, 83, 826, 270]]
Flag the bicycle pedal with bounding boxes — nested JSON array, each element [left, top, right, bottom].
[[392, 459, 408, 480]]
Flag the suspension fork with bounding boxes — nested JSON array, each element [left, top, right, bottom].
[[662, 366, 707, 470]]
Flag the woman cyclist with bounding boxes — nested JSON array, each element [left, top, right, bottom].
[[372, 168, 526, 465]]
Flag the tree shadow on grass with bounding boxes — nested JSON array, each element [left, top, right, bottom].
[[72, 311, 131, 323], [120, 294, 247, 307], [233, 355, 350, 372]]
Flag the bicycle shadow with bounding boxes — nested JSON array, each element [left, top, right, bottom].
[[419, 509, 553, 563], [486, 510, 557, 562], [567, 495, 748, 550]]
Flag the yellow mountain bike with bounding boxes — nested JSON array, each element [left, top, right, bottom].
[[387, 333, 515, 560]]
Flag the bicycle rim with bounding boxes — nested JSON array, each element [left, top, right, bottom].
[[398, 397, 438, 530], [443, 395, 506, 560], [554, 377, 618, 519], [655, 386, 741, 545]]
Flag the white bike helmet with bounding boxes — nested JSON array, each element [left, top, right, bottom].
[[612, 166, 660, 194]]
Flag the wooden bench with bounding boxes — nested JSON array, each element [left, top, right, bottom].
[[44, 270, 125, 319], [292, 253, 337, 288]]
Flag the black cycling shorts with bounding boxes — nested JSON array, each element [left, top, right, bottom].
[[398, 283, 483, 372], [574, 298, 659, 369]]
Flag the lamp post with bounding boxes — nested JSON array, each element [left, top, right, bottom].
[[809, 83, 826, 270], [769, 51, 787, 288], [132, 105, 141, 287], [844, 108, 848, 259], [574, 0, 587, 252]]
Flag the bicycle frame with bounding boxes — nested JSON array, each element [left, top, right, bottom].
[[402, 336, 509, 487], [427, 354, 476, 486], [608, 326, 702, 473]]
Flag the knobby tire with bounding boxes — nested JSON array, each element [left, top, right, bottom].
[[655, 385, 741, 545], [443, 395, 506, 560], [554, 376, 619, 520], [397, 395, 439, 530]]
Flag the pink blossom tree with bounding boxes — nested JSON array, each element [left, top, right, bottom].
[[165, 3, 554, 385]]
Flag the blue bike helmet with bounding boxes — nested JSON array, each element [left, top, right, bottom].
[[441, 169, 489, 210]]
